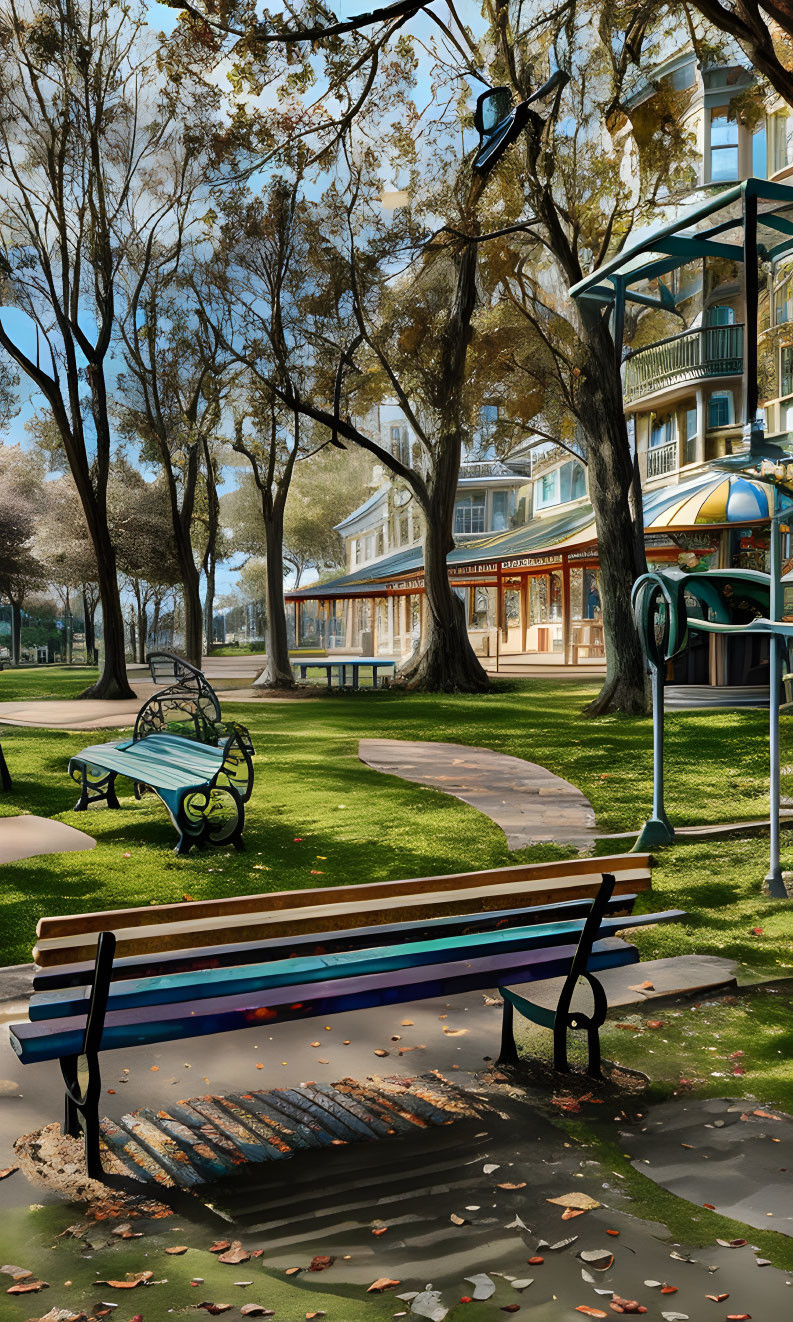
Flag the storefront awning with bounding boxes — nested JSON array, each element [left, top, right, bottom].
[[642, 469, 789, 529]]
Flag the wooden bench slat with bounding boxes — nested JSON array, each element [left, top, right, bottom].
[[33, 872, 653, 966], [35, 854, 652, 941], [11, 936, 639, 1064], [30, 911, 683, 1022], [32, 893, 643, 991]]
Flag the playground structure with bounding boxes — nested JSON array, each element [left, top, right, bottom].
[[633, 455, 793, 896]]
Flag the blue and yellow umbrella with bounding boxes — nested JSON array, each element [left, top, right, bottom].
[[642, 471, 789, 529]]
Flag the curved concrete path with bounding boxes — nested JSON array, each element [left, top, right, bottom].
[[0, 815, 95, 864], [359, 738, 596, 850]]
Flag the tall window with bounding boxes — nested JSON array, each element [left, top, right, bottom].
[[710, 109, 739, 183], [491, 490, 509, 531], [389, 424, 410, 465], [708, 390, 733, 428], [534, 460, 586, 511], [773, 112, 793, 173], [782, 345, 793, 398], [684, 405, 698, 465], [453, 492, 486, 535], [650, 412, 675, 447], [753, 124, 767, 179]]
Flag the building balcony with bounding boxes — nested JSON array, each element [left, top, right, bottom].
[[624, 323, 744, 404], [646, 440, 678, 479]]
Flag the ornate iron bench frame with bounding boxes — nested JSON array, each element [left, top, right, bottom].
[[135, 651, 254, 756]]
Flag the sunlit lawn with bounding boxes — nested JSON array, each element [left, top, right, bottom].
[[0, 665, 792, 980]]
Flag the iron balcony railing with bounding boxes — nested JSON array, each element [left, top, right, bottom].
[[624, 323, 743, 404], [646, 440, 678, 479]]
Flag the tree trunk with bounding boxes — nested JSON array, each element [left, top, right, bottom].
[[128, 611, 137, 662], [399, 491, 490, 693], [579, 316, 649, 715], [65, 600, 73, 665], [137, 603, 148, 664], [82, 588, 98, 666], [258, 505, 295, 688], [151, 597, 162, 651], [204, 559, 216, 655], [182, 566, 204, 668], [10, 599, 21, 666], [80, 525, 134, 699]]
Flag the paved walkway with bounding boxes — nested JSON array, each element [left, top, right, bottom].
[[359, 738, 596, 849], [0, 815, 95, 864]]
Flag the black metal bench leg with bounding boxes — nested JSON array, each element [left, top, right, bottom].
[[496, 998, 519, 1067], [105, 774, 120, 810], [0, 744, 11, 791], [58, 931, 116, 1180], [553, 1015, 571, 1073]]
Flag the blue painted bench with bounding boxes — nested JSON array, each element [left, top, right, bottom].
[[9, 852, 682, 1179], [68, 729, 253, 855], [68, 652, 254, 854]]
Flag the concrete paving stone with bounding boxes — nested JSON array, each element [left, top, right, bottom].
[[359, 738, 597, 850], [0, 814, 95, 864]]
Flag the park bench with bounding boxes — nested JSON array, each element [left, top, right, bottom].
[[9, 852, 683, 1179], [67, 652, 255, 854]]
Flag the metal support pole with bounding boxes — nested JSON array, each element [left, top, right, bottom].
[[743, 189, 763, 454], [634, 658, 675, 849], [766, 506, 787, 896]]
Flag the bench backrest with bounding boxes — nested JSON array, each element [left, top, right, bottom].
[[134, 651, 222, 743], [33, 853, 651, 968]]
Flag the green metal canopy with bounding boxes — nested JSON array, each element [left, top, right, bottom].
[[570, 177, 793, 307], [571, 177, 793, 455]]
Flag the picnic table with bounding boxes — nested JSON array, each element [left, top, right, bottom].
[[293, 655, 396, 689]]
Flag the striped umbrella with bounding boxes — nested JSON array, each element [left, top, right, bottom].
[[643, 471, 789, 530]]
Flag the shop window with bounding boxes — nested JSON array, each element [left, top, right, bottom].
[[683, 405, 698, 465], [782, 345, 793, 398], [708, 390, 734, 428], [584, 569, 601, 620], [504, 589, 520, 629], [454, 492, 486, 534], [354, 537, 362, 565], [571, 463, 586, 499], [709, 109, 739, 183], [364, 533, 375, 559], [472, 587, 495, 629], [530, 576, 547, 623], [534, 460, 585, 511]]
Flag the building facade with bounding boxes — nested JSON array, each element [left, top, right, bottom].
[[287, 46, 793, 682]]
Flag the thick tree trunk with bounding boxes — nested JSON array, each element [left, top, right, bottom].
[[400, 515, 490, 692], [10, 599, 21, 666], [399, 438, 489, 693], [258, 507, 295, 688], [579, 316, 649, 715], [182, 567, 204, 669], [80, 523, 134, 699]]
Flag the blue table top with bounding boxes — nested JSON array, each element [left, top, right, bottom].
[[295, 657, 397, 666]]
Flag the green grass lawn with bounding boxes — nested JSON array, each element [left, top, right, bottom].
[[1, 666, 792, 981]]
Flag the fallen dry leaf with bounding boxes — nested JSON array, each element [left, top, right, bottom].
[[605, 1229, 620, 1237], [240, 1307, 275, 1318], [285, 1267, 301, 1276], [93, 1272, 153, 1289], [401, 1020, 414, 1026], [0, 1168, 19, 1181], [209, 1241, 231, 1253], [562, 1208, 587, 1220], [309, 1256, 334, 1272], [705, 1294, 729, 1302], [548, 1193, 602, 1211], [498, 1182, 527, 1190], [528, 1257, 544, 1265], [371, 1227, 387, 1236], [575, 1309, 608, 1318], [218, 1242, 250, 1265], [198, 1306, 232, 1316], [6, 1279, 49, 1295], [165, 1246, 189, 1255], [578, 1250, 613, 1270], [367, 1277, 400, 1292], [373, 1049, 389, 1057], [442, 1027, 467, 1036]]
